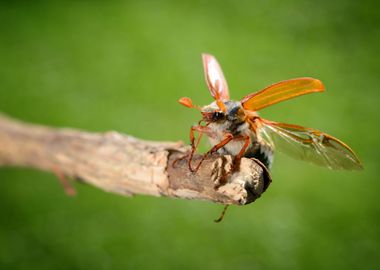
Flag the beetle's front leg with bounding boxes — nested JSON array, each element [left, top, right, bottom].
[[188, 125, 215, 172], [172, 124, 214, 171]]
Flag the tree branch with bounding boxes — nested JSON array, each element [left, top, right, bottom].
[[0, 113, 271, 205]]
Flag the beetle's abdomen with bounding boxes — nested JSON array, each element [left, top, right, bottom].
[[244, 143, 274, 170]]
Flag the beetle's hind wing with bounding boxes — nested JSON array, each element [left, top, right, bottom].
[[255, 119, 363, 170]]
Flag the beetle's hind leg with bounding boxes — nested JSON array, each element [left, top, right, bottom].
[[213, 135, 251, 188]]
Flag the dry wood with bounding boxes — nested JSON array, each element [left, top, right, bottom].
[[0, 114, 271, 205]]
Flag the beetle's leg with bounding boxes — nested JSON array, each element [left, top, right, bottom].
[[214, 205, 230, 223], [193, 133, 234, 172], [172, 124, 213, 170], [231, 135, 251, 171], [213, 135, 251, 188], [188, 125, 214, 172]]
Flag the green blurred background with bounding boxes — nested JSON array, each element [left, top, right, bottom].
[[0, 0, 379, 269]]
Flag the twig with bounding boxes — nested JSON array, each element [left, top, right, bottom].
[[0, 113, 271, 205]]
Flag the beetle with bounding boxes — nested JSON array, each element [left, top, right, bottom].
[[179, 53, 363, 173]]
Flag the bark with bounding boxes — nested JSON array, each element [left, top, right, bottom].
[[0, 114, 271, 205]]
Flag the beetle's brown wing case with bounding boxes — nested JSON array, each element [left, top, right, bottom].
[[241, 78, 324, 111], [202, 53, 230, 101]]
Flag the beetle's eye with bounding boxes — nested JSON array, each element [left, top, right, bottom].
[[213, 112, 224, 121]]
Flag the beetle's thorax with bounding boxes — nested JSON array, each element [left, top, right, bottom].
[[200, 100, 273, 169], [201, 100, 249, 151], [201, 100, 244, 123]]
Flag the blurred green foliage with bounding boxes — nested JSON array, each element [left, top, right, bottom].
[[0, 0, 379, 269]]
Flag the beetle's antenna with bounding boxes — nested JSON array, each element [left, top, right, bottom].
[[178, 97, 201, 110]]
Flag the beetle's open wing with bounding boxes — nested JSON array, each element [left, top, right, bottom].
[[241, 78, 324, 111], [202, 53, 230, 101], [256, 119, 363, 170]]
